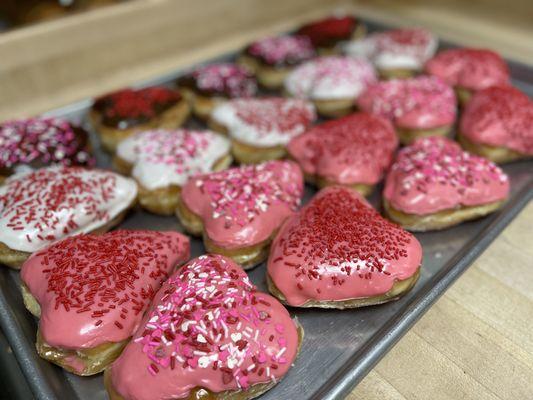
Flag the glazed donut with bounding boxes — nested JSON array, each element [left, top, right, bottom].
[[105, 254, 302, 400], [284, 56, 377, 117], [267, 186, 422, 308], [176, 161, 304, 269], [0, 166, 137, 268], [0, 116, 94, 182], [458, 86, 533, 163], [209, 97, 316, 164], [425, 48, 510, 105], [20, 230, 190, 376], [296, 14, 366, 54], [287, 112, 398, 196], [383, 136, 510, 231], [238, 35, 316, 89], [177, 63, 258, 120], [344, 28, 437, 79], [114, 129, 232, 215], [90, 86, 190, 152], [357, 76, 457, 144]]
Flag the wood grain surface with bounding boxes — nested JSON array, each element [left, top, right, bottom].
[[0, 1, 531, 399]]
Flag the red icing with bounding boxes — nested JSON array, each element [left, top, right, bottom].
[[20, 230, 190, 349], [460, 86, 533, 155], [110, 254, 299, 400], [357, 76, 456, 129], [425, 48, 510, 91], [267, 186, 422, 306], [95, 87, 181, 122], [297, 15, 357, 47], [287, 112, 398, 185], [384, 136, 510, 215], [181, 161, 304, 249]]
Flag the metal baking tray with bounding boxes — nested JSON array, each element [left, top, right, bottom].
[[0, 18, 532, 400]]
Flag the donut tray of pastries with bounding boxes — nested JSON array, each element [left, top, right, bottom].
[[0, 17, 532, 400]]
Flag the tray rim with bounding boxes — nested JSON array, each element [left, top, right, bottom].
[[1, 16, 533, 400]]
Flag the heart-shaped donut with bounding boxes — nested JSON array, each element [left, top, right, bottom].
[[106, 254, 301, 400], [383, 136, 510, 231], [267, 186, 422, 308], [287, 112, 398, 196], [0, 166, 138, 268], [20, 230, 190, 375], [176, 160, 304, 268]]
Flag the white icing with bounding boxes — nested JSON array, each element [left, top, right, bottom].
[[344, 29, 438, 71], [116, 129, 231, 190], [284, 56, 376, 100], [0, 166, 137, 253], [211, 98, 316, 147]]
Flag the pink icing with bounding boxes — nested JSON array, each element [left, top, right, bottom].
[[181, 161, 304, 249], [247, 35, 315, 65], [287, 112, 398, 185], [460, 86, 533, 155], [20, 230, 190, 349], [357, 76, 457, 129], [425, 48, 510, 91], [190, 63, 257, 98], [109, 254, 299, 400], [267, 186, 422, 306], [384, 136, 510, 215]]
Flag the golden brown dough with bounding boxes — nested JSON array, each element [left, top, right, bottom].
[[457, 133, 531, 164]]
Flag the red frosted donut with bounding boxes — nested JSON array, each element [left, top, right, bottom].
[[383, 136, 510, 230], [20, 230, 190, 375], [267, 186, 422, 308], [459, 86, 533, 161], [106, 254, 301, 400], [297, 15, 360, 49], [287, 112, 398, 195], [425, 48, 510, 92]]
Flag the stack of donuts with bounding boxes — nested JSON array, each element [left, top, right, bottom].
[[1, 13, 531, 400]]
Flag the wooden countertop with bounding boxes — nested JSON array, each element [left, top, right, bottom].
[[0, 1, 531, 399]]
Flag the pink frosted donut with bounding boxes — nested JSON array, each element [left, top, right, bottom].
[[384, 136, 510, 215], [357, 76, 457, 130], [20, 230, 190, 374], [180, 160, 304, 250], [287, 112, 398, 189], [267, 186, 422, 307], [284, 56, 377, 100], [425, 48, 510, 91], [107, 254, 301, 400], [245, 35, 316, 67], [345, 28, 437, 72], [460, 86, 533, 156]]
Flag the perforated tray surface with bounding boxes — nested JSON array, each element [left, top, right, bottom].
[[0, 19, 532, 400]]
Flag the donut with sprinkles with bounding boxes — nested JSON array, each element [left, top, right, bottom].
[[287, 112, 398, 196], [357, 76, 457, 144], [91, 86, 190, 152], [20, 230, 190, 375], [425, 48, 510, 105], [176, 160, 304, 269], [209, 97, 316, 164], [383, 136, 510, 231], [284, 56, 377, 117], [114, 129, 232, 215], [105, 254, 301, 400], [0, 166, 138, 268], [458, 86, 533, 163], [267, 186, 422, 308], [0, 116, 94, 180]]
